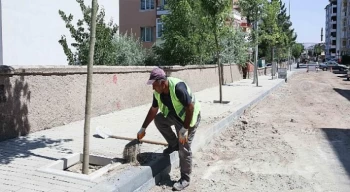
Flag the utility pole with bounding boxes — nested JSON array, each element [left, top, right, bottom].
[[0, 0, 3, 65], [82, 0, 98, 175]]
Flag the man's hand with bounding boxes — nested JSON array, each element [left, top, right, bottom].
[[137, 128, 146, 140], [178, 127, 188, 144]]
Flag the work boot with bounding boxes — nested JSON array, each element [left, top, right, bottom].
[[173, 178, 190, 191], [163, 144, 179, 155]]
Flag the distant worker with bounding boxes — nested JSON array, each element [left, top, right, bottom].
[[137, 67, 201, 191]]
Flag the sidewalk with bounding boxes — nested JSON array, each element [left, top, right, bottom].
[[0, 72, 295, 192]]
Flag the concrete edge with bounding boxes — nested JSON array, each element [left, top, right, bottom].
[[88, 72, 296, 192], [87, 150, 178, 192], [37, 153, 122, 182]]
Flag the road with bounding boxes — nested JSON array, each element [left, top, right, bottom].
[[150, 70, 350, 192]]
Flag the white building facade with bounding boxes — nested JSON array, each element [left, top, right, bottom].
[[0, 0, 119, 66], [325, 0, 350, 60]]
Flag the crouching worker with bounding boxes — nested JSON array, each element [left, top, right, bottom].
[[137, 67, 201, 191]]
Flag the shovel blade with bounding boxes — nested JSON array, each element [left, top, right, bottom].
[[94, 126, 111, 139]]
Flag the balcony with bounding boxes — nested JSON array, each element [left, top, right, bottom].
[[342, 32, 347, 38], [157, 6, 169, 15], [331, 45, 337, 48], [157, 0, 169, 15]]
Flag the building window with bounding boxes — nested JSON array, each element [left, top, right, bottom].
[[141, 27, 153, 42], [158, 0, 167, 9], [140, 0, 154, 10], [156, 18, 163, 38]]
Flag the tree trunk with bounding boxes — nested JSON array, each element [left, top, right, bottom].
[[271, 45, 274, 79], [230, 62, 233, 83], [254, 19, 259, 87], [82, 0, 98, 175], [214, 26, 222, 103], [288, 47, 291, 71], [221, 63, 224, 85]]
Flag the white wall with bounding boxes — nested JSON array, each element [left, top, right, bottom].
[[1, 0, 119, 66]]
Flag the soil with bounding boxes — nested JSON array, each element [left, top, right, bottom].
[[65, 162, 104, 174], [150, 71, 350, 192]]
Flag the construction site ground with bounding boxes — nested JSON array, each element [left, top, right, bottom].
[[1, 66, 350, 192], [150, 70, 350, 192]]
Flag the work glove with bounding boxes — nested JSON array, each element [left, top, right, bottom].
[[178, 127, 188, 145], [137, 128, 146, 140]]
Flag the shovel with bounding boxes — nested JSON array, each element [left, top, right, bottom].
[[94, 126, 168, 164], [94, 126, 168, 146]]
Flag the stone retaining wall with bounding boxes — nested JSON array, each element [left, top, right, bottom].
[[0, 64, 243, 140]]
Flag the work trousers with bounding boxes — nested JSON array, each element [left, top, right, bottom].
[[154, 112, 201, 181]]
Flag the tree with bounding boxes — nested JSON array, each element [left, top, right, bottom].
[[260, 0, 280, 64], [291, 43, 304, 59], [200, 0, 232, 103], [221, 27, 249, 65], [313, 43, 323, 61], [238, 0, 267, 86], [113, 33, 146, 65], [82, 0, 97, 174], [221, 26, 249, 82], [155, 0, 213, 66], [59, 0, 118, 65], [276, 0, 297, 61]]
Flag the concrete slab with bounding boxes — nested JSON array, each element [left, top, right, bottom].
[[38, 153, 122, 181]]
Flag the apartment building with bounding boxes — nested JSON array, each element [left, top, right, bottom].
[[119, 0, 250, 48], [325, 0, 350, 60]]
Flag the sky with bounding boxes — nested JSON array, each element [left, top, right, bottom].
[[281, 0, 329, 45]]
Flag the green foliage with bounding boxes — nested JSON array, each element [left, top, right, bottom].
[[260, 0, 280, 45], [313, 44, 323, 56], [251, 0, 297, 61], [200, 0, 232, 52], [238, 0, 267, 24], [238, 0, 267, 45], [59, 0, 118, 65], [258, 0, 280, 61], [113, 33, 145, 65], [156, 0, 251, 67], [221, 27, 249, 66], [275, 0, 297, 59], [291, 43, 304, 59], [155, 0, 213, 65]]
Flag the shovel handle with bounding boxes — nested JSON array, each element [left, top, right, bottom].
[[109, 135, 168, 146]]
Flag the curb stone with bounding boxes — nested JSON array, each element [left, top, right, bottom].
[[88, 72, 295, 192]]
